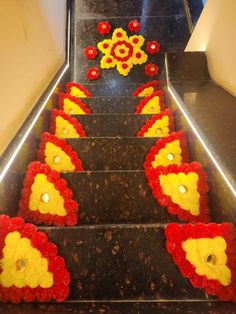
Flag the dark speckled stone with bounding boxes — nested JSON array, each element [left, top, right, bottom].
[[61, 171, 178, 225], [1, 301, 236, 314], [75, 96, 143, 114], [40, 225, 207, 301], [75, 0, 185, 17], [67, 137, 158, 170], [73, 114, 152, 137]]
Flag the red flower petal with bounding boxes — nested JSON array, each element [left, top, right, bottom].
[[146, 41, 160, 55], [128, 19, 141, 32], [84, 46, 98, 59], [145, 63, 159, 77], [66, 82, 92, 97], [87, 67, 100, 81], [97, 21, 111, 35]]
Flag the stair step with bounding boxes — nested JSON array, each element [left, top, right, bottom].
[[39, 224, 209, 301], [74, 96, 139, 114], [61, 171, 178, 224], [1, 301, 233, 313], [73, 114, 151, 137], [68, 137, 157, 171]]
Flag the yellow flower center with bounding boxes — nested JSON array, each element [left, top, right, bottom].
[[182, 236, 231, 286], [0, 231, 53, 288]]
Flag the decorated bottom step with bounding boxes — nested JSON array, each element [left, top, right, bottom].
[[40, 224, 209, 301]]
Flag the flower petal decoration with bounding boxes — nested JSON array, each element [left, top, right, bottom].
[[145, 63, 159, 77], [135, 90, 165, 114], [66, 82, 92, 98], [146, 41, 160, 55], [84, 46, 98, 59], [50, 109, 86, 139], [132, 80, 159, 97], [37, 132, 84, 172], [146, 162, 210, 222], [87, 67, 100, 80], [128, 19, 141, 32], [144, 131, 188, 171], [18, 162, 78, 226], [97, 21, 111, 35], [97, 27, 148, 76], [58, 93, 91, 115], [165, 223, 236, 301], [0, 214, 70, 302], [136, 108, 174, 137]]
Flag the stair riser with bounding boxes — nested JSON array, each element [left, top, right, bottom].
[[72, 97, 139, 114], [61, 171, 178, 224], [41, 225, 208, 301], [73, 114, 151, 137], [67, 137, 157, 171]]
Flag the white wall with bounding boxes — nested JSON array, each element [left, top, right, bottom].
[[186, 0, 236, 96], [0, 0, 67, 155]]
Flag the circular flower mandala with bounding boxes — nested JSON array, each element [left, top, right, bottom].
[[97, 28, 148, 76]]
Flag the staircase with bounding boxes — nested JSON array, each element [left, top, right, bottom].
[[1, 0, 236, 313]]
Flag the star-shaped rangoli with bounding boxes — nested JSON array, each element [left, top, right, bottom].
[[97, 28, 148, 76]]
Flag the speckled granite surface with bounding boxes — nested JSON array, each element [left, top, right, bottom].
[[73, 114, 152, 137], [61, 171, 179, 225]]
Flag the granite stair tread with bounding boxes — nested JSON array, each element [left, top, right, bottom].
[[38, 224, 210, 301], [67, 137, 158, 171], [72, 96, 141, 114], [72, 114, 152, 137], [60, 170, 179, 225]]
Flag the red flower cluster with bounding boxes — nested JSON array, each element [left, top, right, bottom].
[[132, 80, 159, 97], [0, 215, 70, 302], [18, 162, 79, 226], [144, 131, 189, 171], [128, 19, 141, 32], [97, 21, 111, 35], [135, 90, 165, 114], [37, 132, 84, 171], [58, 93, 91, 114], [50, 109, 86, 137], [110, 40, 133, 62], [145, 63, 159, 77], [137, 108, 174, 137], [146, 41, 160, 54], [165, 223, 236, 301], [66, 82, 93, 97], [87, 67, 100, 81], [84, 46, 98, 59], [146, 162, 210, 223]]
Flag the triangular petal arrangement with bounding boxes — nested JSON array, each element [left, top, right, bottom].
[[136, 108, 174, 137], [135, 91, 165, 114], [18, 161, 79, 226], [165, 223, 236, 301], [144, 131, 188, 171], [50, 109, 86, 138], [37, 132, 84, 172], [66, 82, 92, 98], [0, 215, 70, 302], [132, 80, 159, 97], [146, 162, 210, 222], [58, 93, 91, 115]]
